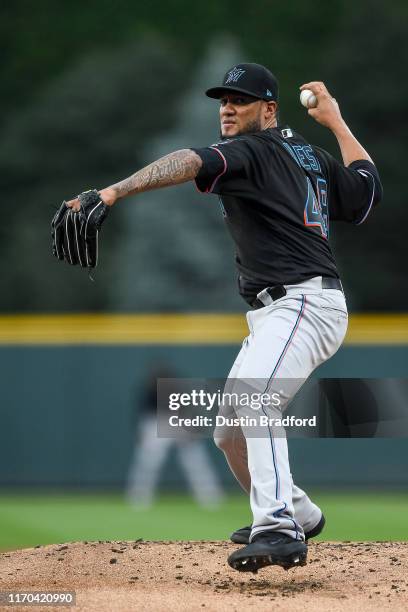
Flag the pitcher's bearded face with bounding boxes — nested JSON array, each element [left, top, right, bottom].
[[219, 93, 263, 138]]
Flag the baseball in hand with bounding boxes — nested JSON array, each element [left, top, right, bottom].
[[300, 89, 317, 109]]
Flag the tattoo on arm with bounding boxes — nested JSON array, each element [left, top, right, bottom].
[[110, 149, 203, 199]]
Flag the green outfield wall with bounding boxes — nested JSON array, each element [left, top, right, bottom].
[[1, 337, 407, 489]]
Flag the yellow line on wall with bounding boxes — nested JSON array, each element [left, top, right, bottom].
[[0, 314, 406, 345]]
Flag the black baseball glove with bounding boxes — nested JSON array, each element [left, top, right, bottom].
[[51, 189, 110, 268]]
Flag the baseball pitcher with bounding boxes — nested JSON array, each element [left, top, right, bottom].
[[53, 63, 382, 573]]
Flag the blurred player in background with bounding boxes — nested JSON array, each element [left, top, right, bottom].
[[126, 364, 224, 509]]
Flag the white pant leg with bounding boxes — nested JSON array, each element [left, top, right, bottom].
[[177, 441, 225, 507], [291, 477, 322, 532], [213, 337, 252, 493], [231, 290, 347, 541], [126, 416, 173, 506]]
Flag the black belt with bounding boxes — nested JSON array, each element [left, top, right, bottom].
[[251, 277, 343, 309]]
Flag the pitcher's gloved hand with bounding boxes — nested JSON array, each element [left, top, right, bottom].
[[51, 189, 110, 268]]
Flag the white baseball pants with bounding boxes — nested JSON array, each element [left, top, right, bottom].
[[214, 276, 348, 541]]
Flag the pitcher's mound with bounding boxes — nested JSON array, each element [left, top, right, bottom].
[[1, 540, 407, 611]]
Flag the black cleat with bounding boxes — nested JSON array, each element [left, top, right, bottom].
[[230, 513, 326, 545], [230, 525, 252, 545], [228, 531, 307, 573]]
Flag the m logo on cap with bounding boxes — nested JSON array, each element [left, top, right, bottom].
[[225, 67, 246, 84]]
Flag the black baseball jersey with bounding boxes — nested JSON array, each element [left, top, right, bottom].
[[192, 126, 382, 305]]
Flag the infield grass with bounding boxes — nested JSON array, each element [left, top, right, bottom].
[[0, 491, 407, 551]]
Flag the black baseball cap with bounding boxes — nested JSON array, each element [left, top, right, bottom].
[[206, 63, 279, 102]]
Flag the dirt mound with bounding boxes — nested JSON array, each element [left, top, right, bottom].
[[1, 540, 407, 611]]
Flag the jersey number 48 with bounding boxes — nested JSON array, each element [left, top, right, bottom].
[[304, 177, 329, 239]]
